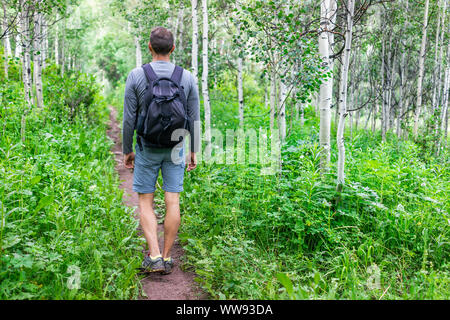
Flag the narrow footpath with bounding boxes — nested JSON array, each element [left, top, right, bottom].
[[107, 106, 204, 300]]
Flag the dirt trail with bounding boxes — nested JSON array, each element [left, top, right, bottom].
[[106, 106, 204, 300]]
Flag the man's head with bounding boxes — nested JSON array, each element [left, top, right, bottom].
[[149, 27, 174, 56]]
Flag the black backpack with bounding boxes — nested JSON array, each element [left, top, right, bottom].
[[136, 64, 189, 151]]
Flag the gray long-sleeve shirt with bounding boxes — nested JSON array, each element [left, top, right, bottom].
[[122, 61, 200, 154]]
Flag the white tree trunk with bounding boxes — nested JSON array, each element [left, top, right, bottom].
[[279, 79, 287, 141], [2, 1, 10, 77], [54, 19, 59, 65], [178, 9, 184, 62], [173, 6, 184, 65], [15, 33, 22, 58], [441, 67, 449, 134], [318, 0, 334, 170], [264, 85, 268, 111], [387, 47, 396, 132], [398, 50, 406, 139], [380, 31, 386, 141], [2, 1, 11, 56], [40, 14, 47, 69], [432, 0, 443, 111], [413, 0, 430, 138], [355, 104, 360, 131], [33, 12, 44, 108], [397, 0, 409, 139], [336, 0, 354, 190], [270, 68, 277, 131], [436, 1, 447, 111], [20, 5, 33, 107], [61, 20, 65, 76], [191, 0, 199, 88], [134, 34, 142, 68], [439, 44, 450, 149], [237, 56, 244, 127], [201, 0, 211, 159]]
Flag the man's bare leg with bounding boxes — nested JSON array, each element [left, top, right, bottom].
[[139, 193, 161, 257], [162, 192, 181, 259]]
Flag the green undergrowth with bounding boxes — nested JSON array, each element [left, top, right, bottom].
[[0, 63, 143, 299], [179, 88, 449, 299]]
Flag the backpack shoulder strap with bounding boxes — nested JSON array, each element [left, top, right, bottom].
[[142, 63, 158, 84], [170, 66, 184, 85]]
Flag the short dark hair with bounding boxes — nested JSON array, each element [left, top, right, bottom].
[[150, 27, 174, 55]]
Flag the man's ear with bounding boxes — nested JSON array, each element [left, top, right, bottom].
[[169, 45, 175, 54], [148, 42, 154, 54]]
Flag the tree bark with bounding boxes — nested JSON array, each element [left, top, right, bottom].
[[61, 19, 65, 76], [279, 79, 287, 142], [270, 68, 277, 131], [178, 10, 184, 64], [336, 0, 354, 190], [173, 5, 184, 65], [237, 56, 244, 127], [54, 18, 59, 65], [413, 0, 430, 138], [397, 0, 409, 139], [20, 4, 33, 107], [380, 31, 386, 141], [134, 34, 142, 68], [318, 0, 334, 171], [387, 45, 396, 133], [438, 44, 450, 153], [2, 1, 11, 78], [201, 0, 211, 159], [33, 11, 44, 108], [191, 0, 199, 88], [15, 33, 22, 58], [432, 0, 443, 111]]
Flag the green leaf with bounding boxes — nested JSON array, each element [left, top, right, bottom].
[[30, 176, 41, 186], [276, 272, 294, 298], [35, 195, 54, 213]]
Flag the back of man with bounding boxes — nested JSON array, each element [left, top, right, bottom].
[[122, 27, 200, 275]]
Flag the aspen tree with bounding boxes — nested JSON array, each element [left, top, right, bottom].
[[135, 34, 142, 68], [2, 1, 11, 77], [15, 33, 22, 58], [279, 80, 287, 142], [318, 0, 334, 170], [33, 10, 44, 108], [173, 5, 184, 65], [191, 0, 198, 87], [336, 0, 354, 190], [397, 0, 409, 139], [413, 0, 430, 138], [238, 56, 244, 127], [270, 68, 277, 132], [54, 18, 59, 65], [202, 0, 211, 159]]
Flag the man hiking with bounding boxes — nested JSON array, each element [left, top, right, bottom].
[[122, 26, 200, 274]]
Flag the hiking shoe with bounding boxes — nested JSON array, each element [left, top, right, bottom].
[[162, 257, 174, 275], [141, 255, 165, 273]]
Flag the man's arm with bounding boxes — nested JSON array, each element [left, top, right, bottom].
[[185, 73, 200, 171], [187, 74, 200, 154], [123, 71, 138, 168]]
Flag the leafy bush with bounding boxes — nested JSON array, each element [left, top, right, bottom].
[[0, 65, 143, 299], [178, 81, 450, 300]]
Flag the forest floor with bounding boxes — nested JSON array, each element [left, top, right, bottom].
[[107, 106, 204, 300]]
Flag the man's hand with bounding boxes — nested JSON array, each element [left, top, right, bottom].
[[124, 152, 135, 169], [186, 152, 197, 172]]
